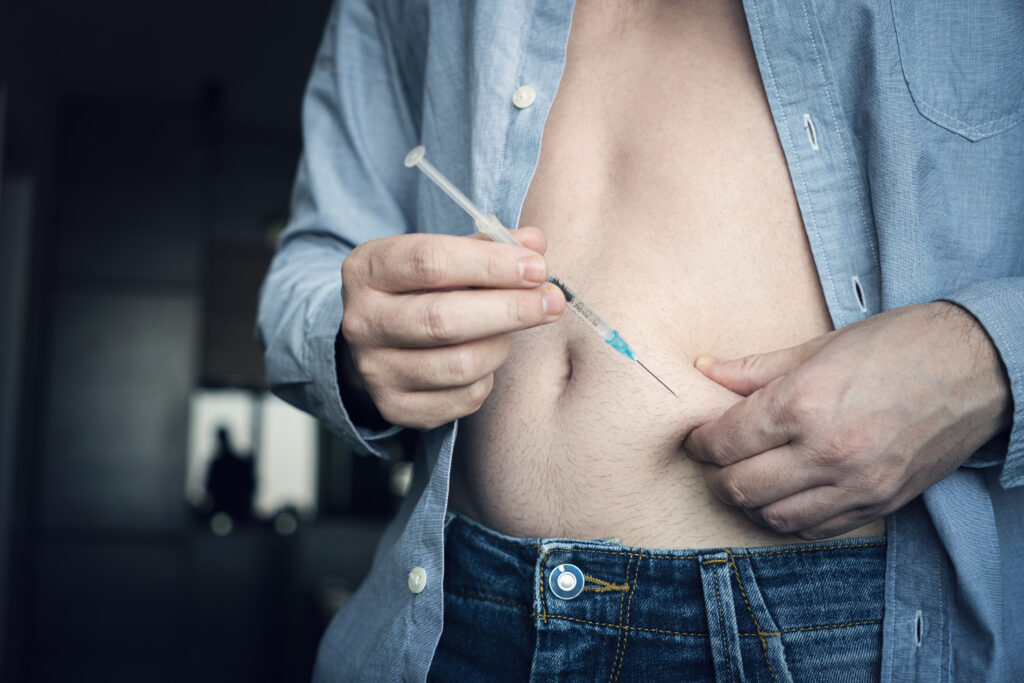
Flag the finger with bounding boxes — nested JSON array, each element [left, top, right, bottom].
[[512, 227, 547, 253], [682, 387, 791, 466], [790, 478, 922, 540], [789, 508, 887, 542], [694, 332, 835, 396], [355, 233, 550, 293], [375, 375, 496, 432], [703, 446, 833, 510], [746, 485, 867, 537], [468, 226, 547, 254], [360, 335, 511, 392], [363, 285, 565, 347]]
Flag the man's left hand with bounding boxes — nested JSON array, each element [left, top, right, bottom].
[[682, 302, 1011, 540]]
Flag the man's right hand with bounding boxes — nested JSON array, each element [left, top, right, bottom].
[[339, 227, 566, 430]]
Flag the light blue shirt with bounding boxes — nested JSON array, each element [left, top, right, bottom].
[[258, 1, 1024, 679]]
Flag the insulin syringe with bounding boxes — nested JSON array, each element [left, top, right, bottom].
[[404, 146, 676, 397]]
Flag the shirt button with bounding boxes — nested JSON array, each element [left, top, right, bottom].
[[512, 85, 537, 109], [408, 566, 427, 594], [548, 563, 585, 600]]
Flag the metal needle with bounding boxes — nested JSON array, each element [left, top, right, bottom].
[[637, 360, 677, 397]]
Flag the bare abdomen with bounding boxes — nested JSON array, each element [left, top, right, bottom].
[[448, 0, 884, 548]]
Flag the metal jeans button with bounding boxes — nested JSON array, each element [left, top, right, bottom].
[[549, 563, 585, 600]]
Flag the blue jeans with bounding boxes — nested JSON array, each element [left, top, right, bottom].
[[429, 513, 885, 682]]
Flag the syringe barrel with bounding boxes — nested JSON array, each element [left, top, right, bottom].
[[566, 297, 614, 340], [405, 147, 521, 246], [548, 276, 613, 340]]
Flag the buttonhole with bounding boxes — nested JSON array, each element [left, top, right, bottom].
[[802, 113, 819, 151], [914, 610, 923, 646], [851, 276, 867, 313]]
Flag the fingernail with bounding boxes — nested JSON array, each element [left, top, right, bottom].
[[542, 284, 564, 317], [519, 256, 546, 283], [694, 355, 717, 371]]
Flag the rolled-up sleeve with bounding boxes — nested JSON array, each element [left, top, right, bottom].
[[258, 0, 416, 458], [945, 277, 1024, 488]]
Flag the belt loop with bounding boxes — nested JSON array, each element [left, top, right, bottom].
[[699, 552, 746, 682]]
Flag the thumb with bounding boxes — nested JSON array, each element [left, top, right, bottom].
[[694, 333, 832, 396]]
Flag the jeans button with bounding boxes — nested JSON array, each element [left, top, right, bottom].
[[549, 563, 585, 600]]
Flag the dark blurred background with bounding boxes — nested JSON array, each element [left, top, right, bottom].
[[0, 1, 406, 680]]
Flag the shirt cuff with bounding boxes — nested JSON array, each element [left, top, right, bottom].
[[943, 278, 1024, 488], [309, 289, 403, 459]]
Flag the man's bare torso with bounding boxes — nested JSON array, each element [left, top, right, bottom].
[[449, 0, 885, 548]]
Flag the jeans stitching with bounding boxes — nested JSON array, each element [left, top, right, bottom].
[[533, 612, 707, 637], [746, 541, 885, 557], [608, 553, 635, 682], [528, 613, 881, 638], [765, 619, 883, 637], [726, 549, 778, 682], [538, 548, 553, 624], [530, 541, 885, 564], [712, 567, 736, 683], [583, 575, 629, 593], [611, 550, 643, 681]]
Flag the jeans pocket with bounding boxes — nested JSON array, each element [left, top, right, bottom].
[[890, 0, 1024, 140]]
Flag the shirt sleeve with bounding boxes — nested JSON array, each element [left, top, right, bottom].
[[257, 0, 416, 458], [944, 276, 1024, 488]]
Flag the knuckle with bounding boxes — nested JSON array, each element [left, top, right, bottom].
[[505, 292, 532, 327], [760, 507, 794, 535], [485, 249, 507, 284], [464, 376, 494, 412], [737, 354, 764, 378], [340, 310, 368, 345], [702, 439, 730, 466], [373, 389, 403, 424], [421, 299, 456, 344], [365, 238, 396, 285], [806, 443, 844, 470], [445, 347, 477, 385], [808, 429, 874, 473], [785, 391, 819, 424], [348, 238, 388, 285], [408, 241, 448, 287], [776, 381, 827, 426], [833, 424, 871, 455], [720, 474, 753, 509], [341, 251, 360, 284], [352, 351, 383, 387]]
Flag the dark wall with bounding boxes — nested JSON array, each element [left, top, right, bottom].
[[0, 1, 398, 681], [26, 103, 289, 681]]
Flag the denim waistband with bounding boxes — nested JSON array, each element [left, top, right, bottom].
[[442, 512, 886, 651]]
